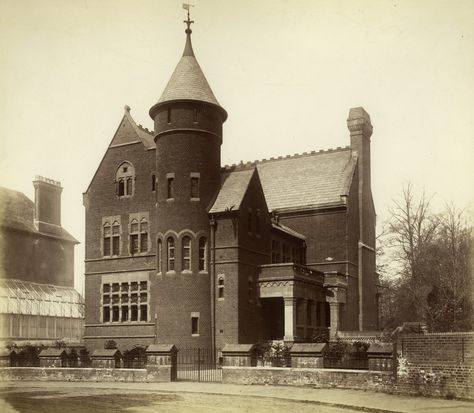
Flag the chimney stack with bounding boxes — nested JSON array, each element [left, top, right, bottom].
[[33, 176, 63, 236]]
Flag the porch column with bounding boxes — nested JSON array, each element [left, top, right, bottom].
[[301, 298, 308, 341], [329, 302, 339, 337], [283, 297, 297, 342]]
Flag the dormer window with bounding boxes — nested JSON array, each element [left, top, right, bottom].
[[116, 162, 135, 198]]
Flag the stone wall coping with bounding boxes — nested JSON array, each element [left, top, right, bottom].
[[221, 366, 392, 375], [367, 343, 393, 356], [91, 349, 121, 358], [146, 344, 177, 354], [222, 344, 255, 353], [290, 343, 327, 354], [39, 348, 68, 357]]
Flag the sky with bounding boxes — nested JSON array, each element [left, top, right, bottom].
[[0, 0, 473, 293]]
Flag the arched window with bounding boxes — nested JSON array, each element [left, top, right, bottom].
[[116, 162, 135, 197], [167, 237, 175, 271], [182, 236, 191, 271], [198, 237, 207, 272], [157, 239, 162, 273]]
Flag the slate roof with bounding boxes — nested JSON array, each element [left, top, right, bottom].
[[153, 31, 225, 115], [0, 187, 78, 243], [272, 221, 306, 240], [209, 169, 255, 213], [219, 147, 357, 212]]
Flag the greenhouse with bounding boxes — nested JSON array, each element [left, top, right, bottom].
[[0, 279, 84, 343]]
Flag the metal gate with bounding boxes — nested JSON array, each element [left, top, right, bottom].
[[177, 348, 222, 382]]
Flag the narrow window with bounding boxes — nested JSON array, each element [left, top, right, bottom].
[[151, 174, 156, 191], [131, 305, 138, 321], [121, 306, 129, 322], [248, 210, 252, 233], [126, 176, 133, 195], [167, 177, 174, 199], [198, 237, 207, 272], [167, 237, 175, 271], [255, 210, 261, 236], [130, 219, 139, 254], [167, 107, 171, 123], [118, 180, 125, 197], [103, 222, 111, 256], [112, 306, 120, 322], [103, 307, 110, 323], [248, 277, 253, 301], [182, 236, 191, 271], [191, 316, 199, 335], [112, 221, 120, 255], [140, 305, 147, 321], [158, 239, 162, 273], [140, 218, 148, 252], [271, 240, 281, 263], [190, 177, 199, 199], [193, 107, 198, 122], [218, 276, 224, 299]]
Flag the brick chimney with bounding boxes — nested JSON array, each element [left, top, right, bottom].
[[33, 176, 63, 236], [347, 107, 376, 331]]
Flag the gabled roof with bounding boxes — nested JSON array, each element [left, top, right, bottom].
[[0, 187, 78, 243], [150, 29, 226, 118], [209, 169, 255, 214], [222, 147, 357, 212], [110, 106, 155, 150], [84, 107, 155, 194]]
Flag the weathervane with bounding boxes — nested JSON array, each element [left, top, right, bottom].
[[183, 3, 194, 33]]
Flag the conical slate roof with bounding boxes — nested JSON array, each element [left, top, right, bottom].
[[156, 30, 222, 108]]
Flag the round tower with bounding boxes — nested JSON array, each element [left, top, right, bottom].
[[149, 15, 226, 348], [149, 18, 227, 237]]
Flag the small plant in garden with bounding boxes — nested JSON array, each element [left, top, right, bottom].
[[79, 348, 91, 367]]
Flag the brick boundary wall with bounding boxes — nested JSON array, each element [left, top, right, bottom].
[[396, 332, 474, 399], [222, 366, 394, 392]]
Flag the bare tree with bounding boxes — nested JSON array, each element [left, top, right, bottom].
[[385, 183, 439, 321]]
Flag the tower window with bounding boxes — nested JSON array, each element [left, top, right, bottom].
[[140, 218, 148, 252], [167, 108, 171, 123], [167, 237, 175, 271], [116, 162, 135, 198], [190, 173, 200, 199], [198, 237, 207, 272], [248, 276, 253, 302], [166, 173, 175, 199], [151, 174, 156, 191], [193, 108, 198, 122], [130, 219, 139, 254], [218, 275, 224, 299]]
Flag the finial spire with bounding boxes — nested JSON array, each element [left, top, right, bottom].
[[182, 3, 194, 34]]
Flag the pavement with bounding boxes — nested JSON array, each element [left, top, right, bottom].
[[1, 380, 473, 412]]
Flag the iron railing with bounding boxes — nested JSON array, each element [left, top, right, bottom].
[[177, 348, 222, 382]]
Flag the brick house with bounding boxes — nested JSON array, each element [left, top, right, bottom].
[[0, 177, 83, 344], [83, 21, 380, 352]]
